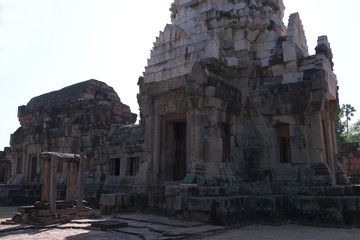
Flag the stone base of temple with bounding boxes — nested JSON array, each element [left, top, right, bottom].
[[3, 200, 96, 225], [100, 185, 360, 226]]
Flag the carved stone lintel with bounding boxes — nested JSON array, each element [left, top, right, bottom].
[[155, 91, 187, 115]]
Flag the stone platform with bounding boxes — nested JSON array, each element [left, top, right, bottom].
[[3, 200, 96, 225], [100, 185, 360, 226]]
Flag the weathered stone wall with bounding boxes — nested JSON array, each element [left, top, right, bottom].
[[100, 184, 360, 226], [98, 0, 355, 226], [5, 79, 144, 206], [0, 147, 12, 183], [341, 142, 360, 184], [2, 0, 354, 227], [137, 0, 340, 192]]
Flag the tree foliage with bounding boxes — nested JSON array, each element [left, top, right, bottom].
[[336, 104, 358, 143], [347, 120, 360, 143], [336, 106, 346, 142], [343, 104, 356, 133]]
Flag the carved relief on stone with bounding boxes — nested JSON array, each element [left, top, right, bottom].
[[155, 91, 187, 115], [311, 71, 325, 90]]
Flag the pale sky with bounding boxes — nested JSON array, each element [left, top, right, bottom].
[[0, 0, 359, 149]]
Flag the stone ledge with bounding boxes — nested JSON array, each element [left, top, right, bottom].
[[100, 191, 360, 226]]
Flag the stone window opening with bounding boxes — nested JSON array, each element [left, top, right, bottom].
[[276, 125, 292, 163], [0, 168, 5, 183], [30, 155, 38, 182], [16, 153, 23, 174], [127, 157, 139, 176], [110, 158, 121, 176], [85, 154, 95, 171]]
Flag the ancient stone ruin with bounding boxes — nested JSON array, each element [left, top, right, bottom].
[[0, 148, 12, 184], [3, 79, 142, 205], [136, 0, 340, 188], [341, 142, 360, 184], [102, 0, 358, 226], [7, 152, 95, 225], [2, 0, 360, 227]]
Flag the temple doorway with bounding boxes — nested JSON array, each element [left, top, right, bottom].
[[30, 156, 37, 182], [161, 118, 188, 182], [173, 121, 187, 181]]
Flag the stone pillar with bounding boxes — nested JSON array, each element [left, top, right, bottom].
[[21, 152, 25, 176], [134, 117, 153, 185], [41, 159, 50, 201], [330, 119, 338, 157], [24, 153, 29, 183], [289, 125, 308, 164], [159, 119, 166, 182], [50, 155, 58, 214], [152, 115, 161, 184], [188, 109, 202, 164], [323, 119, 335, 175], [308, 113, 326, 164], [66, 161, 78, 201], [120, 158, 127, 176], [77, 154, 84, 211]]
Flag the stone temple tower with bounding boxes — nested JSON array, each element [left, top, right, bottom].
[[100, 0, 360, 226], [137, 0, 340, 190]]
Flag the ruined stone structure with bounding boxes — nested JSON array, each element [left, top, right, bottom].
[[136, 0, 340, 191], [101, 0, 360, 226], [6, 152, 96, 225], [3, 79, 142, 205], [0, 147, 12, 183], [341, 142, 360, 184], [3, 0, 360, 227]]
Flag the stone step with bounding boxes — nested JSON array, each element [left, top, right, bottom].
[[311, 163, 331, 176]]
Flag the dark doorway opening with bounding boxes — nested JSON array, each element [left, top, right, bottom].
[[276, 125, 291, 163], [0, 167, 5, 183], [127, 157, 139, 176], [17, 154, 23, 174], [110, 158, 121, 176], [174, 121, 187, 181], [30, 156, 37, 181]]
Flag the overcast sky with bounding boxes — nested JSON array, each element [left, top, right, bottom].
[[0, 0, 359, 149]]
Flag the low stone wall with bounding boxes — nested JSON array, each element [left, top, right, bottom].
[[100, 185, 360, 226], [0, 181, 131, 208], [0, 185, 43, 206]]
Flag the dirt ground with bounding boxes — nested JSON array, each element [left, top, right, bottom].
[[2, 207, 360, 239]]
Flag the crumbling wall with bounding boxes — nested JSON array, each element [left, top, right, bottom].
[[138, 0, 340, 191], [100, 0, 355, 226], [0, 147, 12, 183], [341, 142, 360, 184], [5, 79, 143, 206]]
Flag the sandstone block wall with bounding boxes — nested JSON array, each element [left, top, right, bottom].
[[137, 0, 341, 191], [0, 147, 12, 183], [5, 80, 143, 206]]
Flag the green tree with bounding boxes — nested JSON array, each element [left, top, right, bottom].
[[336, 106, 346, 142], [347, 120, 360, 143], [343, 104, 356, 134], [336, 104, 357, 143]]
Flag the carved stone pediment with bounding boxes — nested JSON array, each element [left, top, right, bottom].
[[155, 90, 187, 115]]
